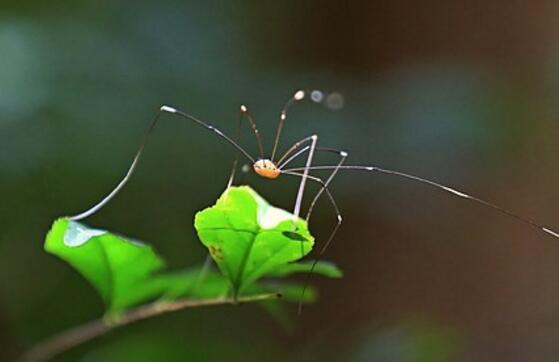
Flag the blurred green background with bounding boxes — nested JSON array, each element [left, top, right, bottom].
[[2, 1, 559, 361]]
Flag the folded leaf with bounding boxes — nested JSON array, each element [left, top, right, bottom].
[[45, 186, 343, 316], [45, 218, 191, 312], [195, 186, 315, 296]]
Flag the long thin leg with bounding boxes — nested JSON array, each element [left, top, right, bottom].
[[227, 105, 265, 188], [293, 135, 317, 219], [239, 105, 265, 159], [281, 172, 342, 225], [281, 171, 343, 314], [271, 89, 341, 162], [283, 170, 343, 252], [282, 164, 559, 239], [276, 135, 317, 167], [280, 141, 346, 270], [277, 143, 348, 219], [299, 158, 347, 314], [271, 90, 306, 161], [277, 138, 349, 218], [226, 159, 238, 189], [279, 146, 345, 170], [305, 151, 348, 222], [69, 105, 255, 221]]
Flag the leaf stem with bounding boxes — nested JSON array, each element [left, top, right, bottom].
[[19, 293, 280, 362]]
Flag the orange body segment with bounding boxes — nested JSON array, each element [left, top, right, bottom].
[[253, 159, 280, 179]]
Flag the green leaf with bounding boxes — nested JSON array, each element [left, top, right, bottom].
[[265, 261, 343, 279], [263, 282, 317, 303], [195, 186, 315, 296], [163, 266, 319, 329], [45, 186, 342, 316], [162, 267, 231, 301], [45, 218, 191, 312], [164, 267, 316, 303], [256, 282, 319, 331]]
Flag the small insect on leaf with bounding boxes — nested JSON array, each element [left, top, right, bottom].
[[195, 186, 318, 297]]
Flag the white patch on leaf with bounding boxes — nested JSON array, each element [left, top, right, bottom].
[[64, 221, 106, 247], [244, 187, 297, 229]]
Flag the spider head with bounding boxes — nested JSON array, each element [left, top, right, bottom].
[[253, 159, 280, 179]]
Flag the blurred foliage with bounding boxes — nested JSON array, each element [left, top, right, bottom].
[[351, 322, 461, 362]]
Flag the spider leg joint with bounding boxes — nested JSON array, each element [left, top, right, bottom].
[[294, 90, 305, 100], [160, 105, 177, 113]]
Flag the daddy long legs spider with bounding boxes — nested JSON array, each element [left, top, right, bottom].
[[69, 89, 559, 312]]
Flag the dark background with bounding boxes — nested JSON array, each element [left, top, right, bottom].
[[2, 1, 559, 361]]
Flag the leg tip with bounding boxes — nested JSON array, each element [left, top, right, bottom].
[[160, 105, 177, 113]]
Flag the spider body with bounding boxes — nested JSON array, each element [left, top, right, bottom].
[[253, 159, 280, 179], [69, 89, 559, 314]]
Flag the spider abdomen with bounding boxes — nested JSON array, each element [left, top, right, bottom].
[[253, 159, 280, 179]]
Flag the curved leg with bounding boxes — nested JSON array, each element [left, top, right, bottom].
[[305, 151, 348, 223], [279, 146, 347, 223], [270, 89, 341, 161], [276, 135, 317, 169], [282, 164, 559, 240], [70, 105, 254, 221], [293, 135, 318, 218], [227, 104, 266, 188], [279, 145, 344, 170], [271, 90, 306, 161], [281, 171, 343, 314]]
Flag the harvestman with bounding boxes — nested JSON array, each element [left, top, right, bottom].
[[70, 90, 559, 307]]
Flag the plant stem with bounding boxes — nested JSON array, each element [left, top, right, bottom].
[[20, 293, 280, 362]]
